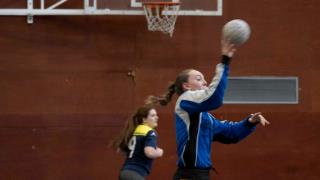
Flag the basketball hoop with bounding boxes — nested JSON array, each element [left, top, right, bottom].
[[142, 2, 181, 37]]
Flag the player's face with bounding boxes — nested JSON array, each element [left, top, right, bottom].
[[143, 109, 159, 129], [184, 70, 208, 91]]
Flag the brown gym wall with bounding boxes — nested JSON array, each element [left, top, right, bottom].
[[0, 0, 319, 179]]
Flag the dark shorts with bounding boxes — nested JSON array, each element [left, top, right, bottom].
[[119, 170, 145, 180], [173, 167, 210, 180]]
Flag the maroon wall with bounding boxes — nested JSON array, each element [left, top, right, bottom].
[[0, 0, 319, 179]]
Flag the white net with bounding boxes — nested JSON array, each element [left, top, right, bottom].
[[143, 2, 180, 37]]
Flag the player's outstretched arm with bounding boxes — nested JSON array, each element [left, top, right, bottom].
[[248, 112, 270, 126]]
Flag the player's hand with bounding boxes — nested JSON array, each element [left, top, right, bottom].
[[221, 39, 237, 58], [248, 112, 270, 126], [156, 147, 164, 157]]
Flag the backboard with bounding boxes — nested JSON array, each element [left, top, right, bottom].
[[102, 0, 223, 16], [0, 0, 223, 17], [0, 0, 223, 24]]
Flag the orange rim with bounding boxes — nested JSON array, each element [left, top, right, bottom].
[[142, 2, 180, 7]]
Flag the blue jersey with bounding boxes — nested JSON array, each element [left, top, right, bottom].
[[174, 63, 256, 169], [121, 125, 157, 177]]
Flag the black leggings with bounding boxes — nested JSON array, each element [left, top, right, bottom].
[[173, 168, 210, 180], [119, 170, 145, 180]]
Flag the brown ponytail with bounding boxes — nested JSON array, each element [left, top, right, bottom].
[[111, 105, 155, 152], [145, 82, 176, 106], [145, 69, 193, 106]]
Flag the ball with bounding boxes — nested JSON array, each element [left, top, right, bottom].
[[222, 19, 251, 46]]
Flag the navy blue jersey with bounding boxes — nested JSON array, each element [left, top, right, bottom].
[[121, 125, 157, 177], [174, 63, 256, 168]]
